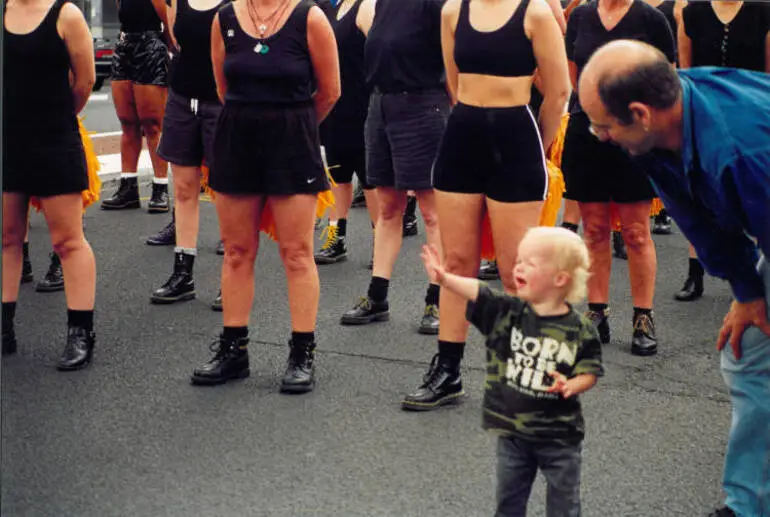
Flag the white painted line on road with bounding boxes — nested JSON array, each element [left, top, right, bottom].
[[91, 131, 123, 138], [89, 93, 109, 102], [98, 151, 152, 176]]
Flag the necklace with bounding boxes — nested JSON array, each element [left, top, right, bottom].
[[246, 0, 290, 54]]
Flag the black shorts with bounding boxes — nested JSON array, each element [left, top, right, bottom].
[[561, 112, 655, 203], [323, 146, 372, 189], [3, 127, 88, 198], [157, 89, 221, 167], [433, 103, 548, 203], [365, 89, 450, 191], [111, 31, 169, 86], [209, 101, 329, 196]]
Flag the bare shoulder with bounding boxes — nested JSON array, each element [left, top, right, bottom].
[[442, 0, 461, 25], [57, 1, 89, 38], [59, 1, 88, 25], [526, 0, 556, 24]]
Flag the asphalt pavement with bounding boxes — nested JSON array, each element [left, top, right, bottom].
[[1, 176, 736, 516]]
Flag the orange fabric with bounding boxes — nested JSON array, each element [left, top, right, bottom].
[[610, 198, 664, 231], [30, 117, 102, 212], [200, 165, 336, 239], [480, 113, 569, 261]]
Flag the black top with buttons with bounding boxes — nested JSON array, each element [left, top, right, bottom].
[[683, 2, 769, 71]]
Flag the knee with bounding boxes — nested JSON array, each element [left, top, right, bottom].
[[140, 118, 161, 138], [279, 241, 314, 275], [499, 268, 516, 294], [621, 222, 651, 252], [379, 200, 407, 222], [420, 206, 438, 229], [582, 222, 611, 249], [444, 252, 478, 277], [119, 118, 140, 134], [2, 226, 25, 252], [174, 178, 199, 204], [51, 235, 86, 260], [223, 243, 257, 270]]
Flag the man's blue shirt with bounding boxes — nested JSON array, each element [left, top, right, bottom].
[[640, 68, 770, 302]]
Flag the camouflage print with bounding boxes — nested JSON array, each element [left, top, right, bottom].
[[467, 285, 604, 444]]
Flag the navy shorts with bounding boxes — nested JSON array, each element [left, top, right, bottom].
[[324, 146, 372, 189], [157, 89, 221, 167], [365, 89, 450, 191], [111, 31, 169, 86]]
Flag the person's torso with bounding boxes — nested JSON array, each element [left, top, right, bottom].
[[320, 0, 369, 146], [364, 0, 446, 92], [171, 0, 224, 100], [3, 0, 78, 136], [119, 0, 163, 33], [453, 0, 536, 78], [219, 0, 315, 104], [483, 305, 598, 443], [684, 2, 769, 71]]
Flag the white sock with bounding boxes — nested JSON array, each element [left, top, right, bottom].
[[121, 172, 138, 179], [329, 220, 338, 227], [174, 247, 197, 256], [153, 177, 169, 185]]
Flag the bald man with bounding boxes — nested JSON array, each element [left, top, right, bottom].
[[578, 40, 770, 517]]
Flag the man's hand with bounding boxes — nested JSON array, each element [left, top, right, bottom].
[[716, 298, 770, 360]]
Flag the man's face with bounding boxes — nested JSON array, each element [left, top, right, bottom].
[[580, 87, 656, 156]]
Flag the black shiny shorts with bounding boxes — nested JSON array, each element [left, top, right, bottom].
[[111, 31, 169, 86]]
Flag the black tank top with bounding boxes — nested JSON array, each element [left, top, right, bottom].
[[119, 0, 163, 32], [319, 0, 368, 149], [171, 0, 224, 100], [219, 0, 315, 103], [454, 0, 536, 77], [3, 0, 78, 137]]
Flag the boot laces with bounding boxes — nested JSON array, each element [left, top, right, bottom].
[[424, 304, 438, 317], [354, 297, 372, 310], [586, 309, 608, 325], [421, 354, 442, 387], [319, 225, 339, 251], [45, 254, 62, 279], [633, 313, 654, 335]]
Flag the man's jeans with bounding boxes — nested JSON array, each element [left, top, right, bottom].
[[722, 257, 770, 516], [496, 435, 582, 517]]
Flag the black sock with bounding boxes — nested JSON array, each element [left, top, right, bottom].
[[223, 326, 248, 342], [2, 302, 17, 333], [588, 303, 608, 314], [689, 257, 704, 278], [291, 331, 315, 346], [67, 309, 94, 332], [337, 218, 347, 237], [367, 276, 390, 303], [405, 196, 417, 218], [633, 307, 652, 319], [22, 242, 30, 257], [561, 222, 579, 234], [438, 340, 465, 367], [425, 283, 440, 306]]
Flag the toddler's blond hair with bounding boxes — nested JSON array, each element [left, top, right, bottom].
[[523, 226, 590, 304]]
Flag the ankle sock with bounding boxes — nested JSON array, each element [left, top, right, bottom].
[[337, 218, 347, 237], [291, 331, 315, 346], [688, 257, 704, 278], [67, 309, 94, 332], [153, 177, 169, 185], [367, 276, 389, 303], [223, 326, 248, 343], [588, 303, 608, 315], [425, 283, 440, 306], [438, 340, 465, 367], [2, 302, 17, 332], [120, 172, 138, 179], [174, 247, 197, 257], [562, 222, 579, 234]]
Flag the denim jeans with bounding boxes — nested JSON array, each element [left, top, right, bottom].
[[496, 435, 582, 517], [721, 257, 770, 517]]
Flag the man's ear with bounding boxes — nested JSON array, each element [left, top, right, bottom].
[[628, 102, 652, 128]]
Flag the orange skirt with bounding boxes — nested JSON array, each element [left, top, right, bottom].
[[30, 118, 102, 212]]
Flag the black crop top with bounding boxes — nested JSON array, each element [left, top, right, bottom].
[[119, 0, 163, 33], [683, 2, 769, 72], [454, 0, 536, 77], [219, 0, 315, 103]]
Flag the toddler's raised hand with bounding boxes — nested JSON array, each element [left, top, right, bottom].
[[420, 245, 445, 285]]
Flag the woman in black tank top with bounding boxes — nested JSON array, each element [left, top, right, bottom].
[[102, 0, 173, 213], [146, 0, 226, 309], [3, 0, 98, 370], [400, 0, 571, 415], [188, 0, 340, 392], [671, 0, 770, 304]]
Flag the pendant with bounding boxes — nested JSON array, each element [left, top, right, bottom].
[[254, 42, 270, 55], [258, 23, 267, 34]]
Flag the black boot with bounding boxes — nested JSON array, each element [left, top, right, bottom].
[[211, 290, 223, 312], [708, 507, 736, 517], [21, 243, 33, 284], [150, 252, 195, 304], [403, 196, 418, 237], [2, 327, 17, 356], [351, 184, 366, 207], [57, 325, 95, 371], [675, 258, 704, 302], [419, 304, 440, 335], [36, 253, 64, 293], [101, 176, 140, 210], [147, 182, 170, 213], [340, 297, 390, 325], [216, 240, 225, 255], [314, 223, 347, 264], [478, 259, 499, 280], [147, 211, 176, 246], [651, 210, 672, 235], [190, 335, 250, 385], [612, 231, 628, 260], [280, 339, 316, 394], [631, 310, 657, 356], [586, 306, 611, 344], [402, 354, 464, 411]]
